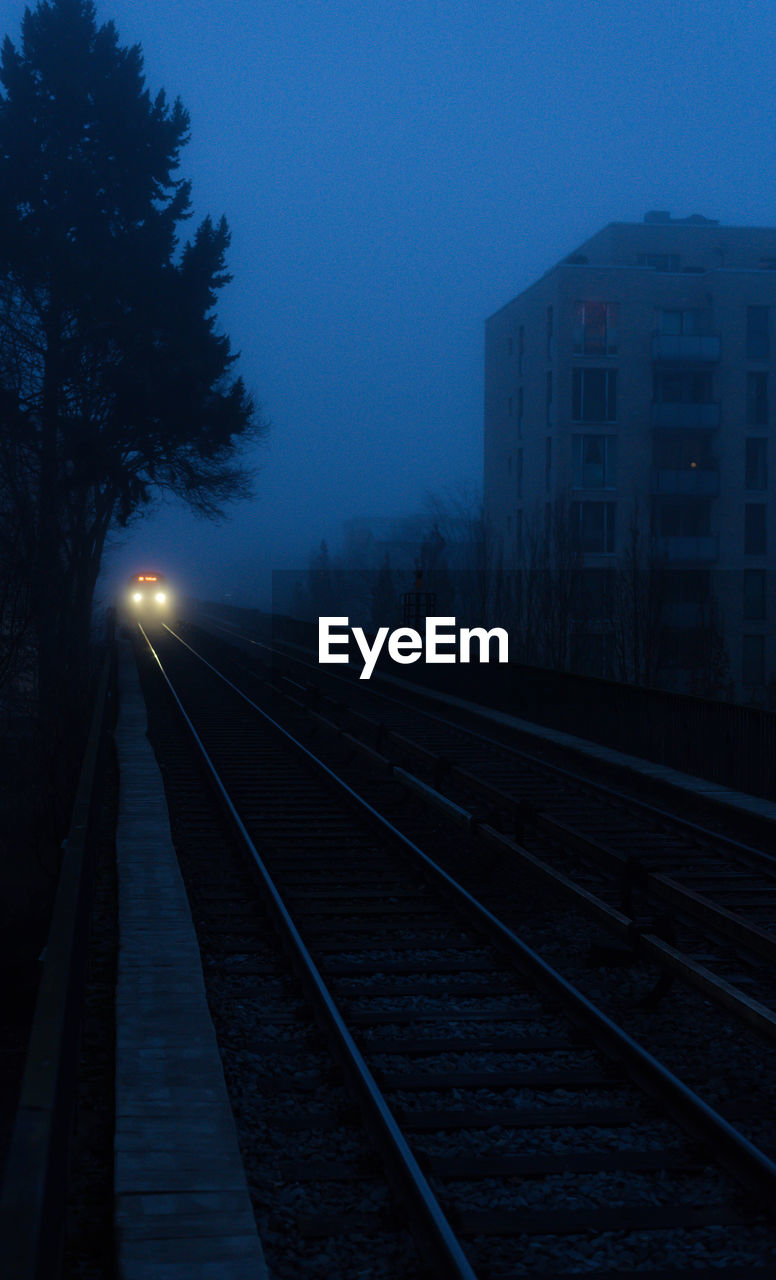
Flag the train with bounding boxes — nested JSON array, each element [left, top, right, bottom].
[[123, 571, 173, 617]]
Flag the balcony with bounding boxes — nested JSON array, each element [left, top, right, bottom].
[[651, 401, 719, 429], [650, 467, 720, 496], [652, 334, 720, 362], [662, 601, 709, 628], [656, 535, 718, 563]]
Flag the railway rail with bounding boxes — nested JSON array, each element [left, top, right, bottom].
[[189, 611, 776, 1047], [135, 619, 776, 1277]]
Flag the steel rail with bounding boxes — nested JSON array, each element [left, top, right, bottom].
[[259, 639, 776, 974], [537, 812, 776, 961], [158, 621, 776, 1208], [139, 624, 478, 1280], [188, 618, 776, 1041], [268, 699, 776, 1043], [204, 612, 776, 867]]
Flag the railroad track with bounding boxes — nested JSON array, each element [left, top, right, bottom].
[[135, 621, 776, 1277], [187, 612, 776, 1045]]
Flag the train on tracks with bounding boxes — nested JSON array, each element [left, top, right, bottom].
[[122, 571, 173, 617]]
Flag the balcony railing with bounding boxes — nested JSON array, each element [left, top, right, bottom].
[[656, 534, 718, 563], [652, 401, 720, 429], [650, 467, 720, 496], [652, 334, 720, 362]]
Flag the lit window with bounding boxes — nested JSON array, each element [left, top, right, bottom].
[[573, 302, 619, 355], [653, 429, 714, 470]]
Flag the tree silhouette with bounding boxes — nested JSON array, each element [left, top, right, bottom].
[[0, 0, 263, 738]]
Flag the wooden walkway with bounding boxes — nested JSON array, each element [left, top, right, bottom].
[[114, 638, 268, 1279]]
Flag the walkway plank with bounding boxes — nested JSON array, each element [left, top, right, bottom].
[[114, 639, 267, 1279]]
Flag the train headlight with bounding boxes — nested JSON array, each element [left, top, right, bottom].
[[132, 592, 142, 602], [155, 591, 166, 603]]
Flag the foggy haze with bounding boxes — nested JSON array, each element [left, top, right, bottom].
[[3, 0, 774, 607]]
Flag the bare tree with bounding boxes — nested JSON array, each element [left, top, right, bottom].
[[423, 484, 508, 627], [611, 500, 664, 685], [513, 498, 580, 670]]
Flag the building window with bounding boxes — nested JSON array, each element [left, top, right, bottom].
[[572, 435, 617, 489], [662, 570, 710, 606], [742, 634, 765, 685], [572, 368, 617, 422], [546, 305, 553, 360], [654, 370, 712, 403], [658, 500, 711, 538], [571, 501, 616, 554], [546, 371, 553, 424], [743, 569, 766, 621], [516, 449, 523, 499], [637, 252, 679, 272], [746, 372, 768, 425], [516, 508, 523, 555], [517, 385, 524, 436], [653, 430, 714, 470], [745, 438, 768, 490], [545, 437, 552, 491], [745, 504, 767, 555], [573, 302, 619, 355], [747, 305, 769, 360], [659, 309, 701, 335], [518, 325, 525, 376]]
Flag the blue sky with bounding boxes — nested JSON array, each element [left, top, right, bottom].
[[3, 0, 776, 603]]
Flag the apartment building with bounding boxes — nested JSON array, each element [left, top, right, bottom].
[[484, 212, 776, 696]]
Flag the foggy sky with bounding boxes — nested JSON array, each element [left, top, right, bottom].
[[3, 0, 776, 606]]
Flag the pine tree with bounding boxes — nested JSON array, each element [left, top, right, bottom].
[[0, 0, 262, 746]]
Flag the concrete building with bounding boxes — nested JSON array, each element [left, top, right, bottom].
[[484, 212, 776, 698]]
